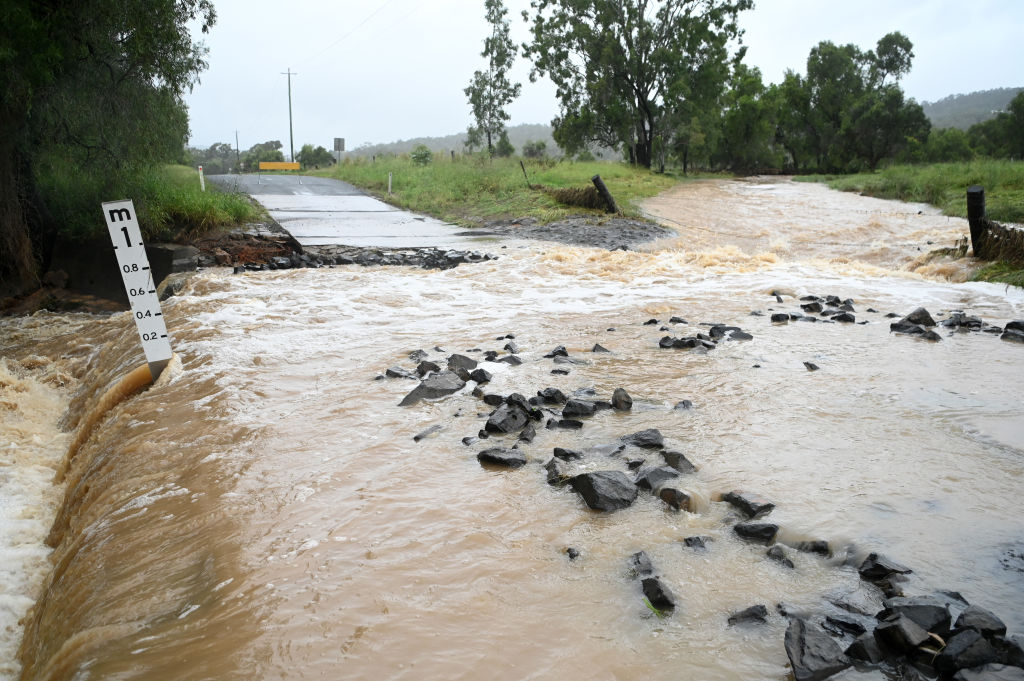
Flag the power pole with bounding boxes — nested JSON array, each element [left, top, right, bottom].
[[281, 68, 297, 162], [234, 130, 240, 172]]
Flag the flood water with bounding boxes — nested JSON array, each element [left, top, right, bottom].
[[2, 178, 1023, 681]]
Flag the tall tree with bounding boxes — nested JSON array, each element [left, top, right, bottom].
[[523, 0, 751, 169], [0, 0, 214, 293], [465, 0, 522, 154]]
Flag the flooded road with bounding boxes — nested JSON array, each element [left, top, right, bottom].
[[3, 177, 1022, 681]]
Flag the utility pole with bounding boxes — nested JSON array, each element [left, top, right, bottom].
[[281, 68, 297, 162], [234, 130, 240, 172]]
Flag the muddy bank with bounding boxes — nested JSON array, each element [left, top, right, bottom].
[[466, 215, 674, 250]]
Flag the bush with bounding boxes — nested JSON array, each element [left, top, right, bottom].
[[411, 144, 433, 166], [522, 140, 547, 159]]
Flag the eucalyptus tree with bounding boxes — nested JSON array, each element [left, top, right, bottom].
[[0, 0, 215, 291], [522, 0, 752, 169], [465, 0, 522, 154]]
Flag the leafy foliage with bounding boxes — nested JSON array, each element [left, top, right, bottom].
[[241, 141, 285, 171], [522, 0, 751, 169], [0, 0, 215, 291], [465, 0, 522, 153], [410, 144, 434, 166], [297, 144, 335, 169]]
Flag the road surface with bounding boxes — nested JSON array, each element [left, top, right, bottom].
[[209, 174, 489, 249]]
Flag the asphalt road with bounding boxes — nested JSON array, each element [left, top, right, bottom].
[[208, 174, 488, 249]]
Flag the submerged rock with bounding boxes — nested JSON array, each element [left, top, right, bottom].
[[562, 399, 597, 418], [569, 471, 638, 511], [628, 550, 655, 577], [621, 428, 665, 449], [658, 487, 690, 511], [476, 447, 526, 468], [641, 577, 676, 612], [398, 371, 466, 406], [936, 629, 1000, 676], [728, 604, 769, 626], [634, 466, 680, 491], [611, 387, 633, 410], [721, 490, 775, 519], [661, 450, 696, 473], [859, 553, 913, 583], [734, 522, 779, 544], [956, 604, 1008, 639], [485, 402, 530, 433]]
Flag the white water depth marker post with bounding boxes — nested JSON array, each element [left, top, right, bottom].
[[103, 199, 173, 380]]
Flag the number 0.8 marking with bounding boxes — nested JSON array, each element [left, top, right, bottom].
[[122, 263, 140, 273]]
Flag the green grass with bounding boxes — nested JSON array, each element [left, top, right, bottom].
[[971, 261, 1024, 287], [312, 156, 683, 224], [796, 160, 1024, 224], [35, 161, 260, 243]]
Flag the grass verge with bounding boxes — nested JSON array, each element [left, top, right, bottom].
[[796, 160, 1024, 224], [311, 156, 685, 224]]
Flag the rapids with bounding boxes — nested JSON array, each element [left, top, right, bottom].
[[2, 177, 1022, 681]]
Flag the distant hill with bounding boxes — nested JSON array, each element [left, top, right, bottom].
[[345, 123, 618, 160], [922, 87, 1023, 130]]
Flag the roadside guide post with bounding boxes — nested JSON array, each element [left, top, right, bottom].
[[102, 199, 174, 381], [198, 165, 206, 192]]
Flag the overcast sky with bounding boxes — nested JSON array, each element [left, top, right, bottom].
[[184, 0, 1024, 155]]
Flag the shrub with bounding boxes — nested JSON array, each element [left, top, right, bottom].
[[411, 144, 433, 166]]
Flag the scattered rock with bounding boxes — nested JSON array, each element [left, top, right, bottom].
[[956, 605, 1008, 639], [622, 429, 665, 449], [874, 614, 930, 653], [498, 355, 523, 365], [538, 387, 568, 404], [661, 450, 696, 473], [569, 471, 639, 511], [398, 371, 467, 406], [734, 522, 779, 544], [485, 402, 530, 433], [470, 368, 492, 383], [721, 490, 775, 519], [823, 615, 866, 637], [611, 387, 633, 410], [858, 553, 913, 583], [796, 540, 830, 556], [544, 458, 571, 485], [902, 307, 936, 327], [658, 487, 690, 511], [936, 629, 1000, 676], [767, 545, 795, 568], [504, 340, 520, 354], [557, 419, 584, 429], [417, 360, 441, 376], [566, 547, 581, 561], [1002, 329, 1024, 344], [592, 343, 610, 353], [448, 353, 478, 373], [674, 400, 694, 410], [784, 618, 851, 681], [728, 604, 769, 626], [879, 595, 951, 635], [413, 424, 443, 442], [683, 536, 709, 550], [804, 361, 820, 371], [846, 632, 885, 665], [477, 447, 526, 468], [553, 447, 583, 461], [771, 313, 790, 324], [386, 366, 418, 379], [518, 423, 536, 443], [545, 345, 569, 358], [628, 551, 655, 577], [953, 664, 1024, 681], [562, 399, 598, 418], [634, 466, 680, 491], [642, 577, 676, 612]]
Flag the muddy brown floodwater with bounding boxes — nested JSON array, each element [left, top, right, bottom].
[[2, 177, 1022, 681]]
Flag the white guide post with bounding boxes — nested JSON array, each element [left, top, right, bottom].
[[198, 165, 206, 192], [102, 199, 174, 381]]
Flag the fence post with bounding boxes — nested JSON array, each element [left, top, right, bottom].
[[967, 185, 986, 256]]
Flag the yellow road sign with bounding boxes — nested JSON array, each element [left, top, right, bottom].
[[259, 161, 300, 170]]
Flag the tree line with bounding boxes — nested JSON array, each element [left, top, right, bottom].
[[466, 0, 1023, 173]]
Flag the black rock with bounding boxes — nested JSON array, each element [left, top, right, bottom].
[[622, 429, 665, 449], [683, 536, 709, 550], [890, 320, 927, 335], [767, 545, 795, 568], [797, 540, 830, 556], [557, 419, 584, 429], [832, 312, 856, 323], [804, 361, 820, 371], [728, 604, 769, 626], [507, 393, 542, 420], [734, 522, 779, 544], [518, 423, 536, 443], [566, 547, 581, 561], [953, 664, 1024, 681], [537, 387, 568, 404], [592, 343, 611, 353], [994, 636, 1024, 668], [722, 490, 775, 519], [634, 465, 680, 491], [497, 355, 523, 365], [562, 399, 598, 418], [1002, 329, 1024, 344], [409, 349, 429, 363], [477, 447, 526, 468], [644, 318, 659, 325], [956, 605, 1007, 639], [461, 436, 477, 446], [936, 629, 999, 676], [611, 387, 633, 410], [879, 595, 951, 634], [386, 366, 417, 379], [544, 458, 571, 486], [802, 301, 823, 313], [417, 360, 441, 376], [628, 550, 655, 577], [642, 577, 676, 612], [674, 400, 694, 410], [874, 614, 930, 652], [485, 403, 530, 433], [902, 307, 936, 327], [659, 487, 690, 511], [824, 615, 866, 637], [785, 618, 851, 681], [661, 450, 696, 473], [553, 447, 583, 461], [544, 345, 569, 358], [771, 313, 791, 323], [398, 371, 467, 406], [569, 471, 638, 511], [859, 553, 913, 582], [413, 424, 443, 442], [1007, 320, 1024, 332], [588, 442, 626, 457], [846, 632, 885, 664], [482, 393, 505, 407], [503, 340, 520, 354], [469, 368, 492, 383], [448, 353, 479, 372]]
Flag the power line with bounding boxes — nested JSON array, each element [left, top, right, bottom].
[[295, 0, 404, 67]]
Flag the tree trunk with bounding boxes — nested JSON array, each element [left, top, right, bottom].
[[0, 140, 38, 296]]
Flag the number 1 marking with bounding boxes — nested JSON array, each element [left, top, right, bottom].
[[121, 225, 130, 247]]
